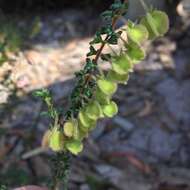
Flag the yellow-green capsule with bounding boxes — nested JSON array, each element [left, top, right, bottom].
[[102, 101, 118, 118], [96, 87, 110, 105], [107, 70, 129, 84], [64, 119, 79, 140], [140, 10, 169, 39], [126, 41, 145, 64], [78, 126, 89, 140], [78, 109, 95, 128], [86, 101, 103, 120], [64, 121, 74, 138], [97, 79, 117, 96], [127, 23, 148, 45], [112, 54, 133, 75], [41, 129, 51, 148], [66, 140, 83, 155], [49, 127, 64, 152]]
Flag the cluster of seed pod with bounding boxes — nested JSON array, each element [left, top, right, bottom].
[[42, 9, 169, 155]]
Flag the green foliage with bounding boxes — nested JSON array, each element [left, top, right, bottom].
[[36, 0, 168, 157], [34, 0, 169, 189], [0, 185, 8, 190]]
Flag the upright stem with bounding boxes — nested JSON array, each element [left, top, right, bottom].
[[51, 152, 71, 190], [51, 1, 129, 190]]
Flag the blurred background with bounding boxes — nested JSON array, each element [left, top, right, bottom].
[[0, 0, 190, 189]]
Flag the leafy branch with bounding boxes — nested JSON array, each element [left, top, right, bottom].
[[34, 0, 169, 189]]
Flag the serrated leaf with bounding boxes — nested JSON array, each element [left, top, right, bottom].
[[87, 45, 97, 56], [90, 34, 103, 44], [107, 33, 118, 45], [101, 10, 113, 20]]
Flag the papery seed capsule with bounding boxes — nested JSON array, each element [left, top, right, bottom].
[[140, 10, 169, 39], [66, 140, 83, 155], [41, 129, 51, 148], [86, 101, 103, 120], [97, 79, 117, 96], [64, 119, 79, 139], [96, 87, 110, 105], [64, 121, 74, 137], [73, 120, 80, 140], [107, 70, 129, 84], [127, 23, 148, 45], [78, 109, 95, 128], [102, 101, 118, 118], [49, 127, 64, 152], [126, 41, 145, 64], [78, 126, 89, 140], [112, 54, 133, 75]]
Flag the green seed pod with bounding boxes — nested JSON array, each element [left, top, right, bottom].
[[112, 54, 133, 75], [126, 41, 145, 64], [107, 70, 129, 84], [78, 109, 95, 128], [78, 126, 89, 140], [96, 87, 110, 105], [64, 121, 74, 137], [127, 23, 148, 45], [66, 140, 83, 155], [72, 119, 80, 140], [79, 119, 96, 133], [140, 10, 169, 39], [49, 127, 64, 152], [102, 101, 118, 118], [86, 101, 103, 120], [97, 79, 117, 96]]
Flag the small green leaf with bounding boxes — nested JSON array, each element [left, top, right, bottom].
[[99, 26, 113, 35], [107, 33, 118, 45], [101, 10, 113, 20], [33, 89, 50, 98], [90, 34, 103, 44], [87, 45, 97, 56]]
